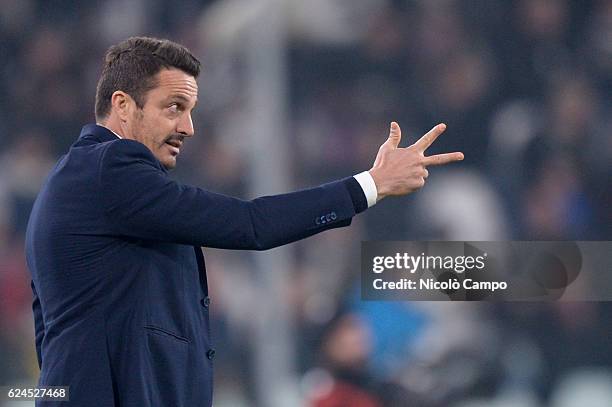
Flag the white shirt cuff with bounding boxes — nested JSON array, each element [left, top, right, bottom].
[[353, 171, 378, 208]]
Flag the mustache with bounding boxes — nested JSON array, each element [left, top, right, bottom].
[[164, 135, 185, 143]]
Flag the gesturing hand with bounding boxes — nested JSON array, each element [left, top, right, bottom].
[[368, 122, 464, 201]]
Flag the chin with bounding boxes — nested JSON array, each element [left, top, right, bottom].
[[161, 158, 177, 170]]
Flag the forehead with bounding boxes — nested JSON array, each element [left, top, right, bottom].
[[150, 68, 198, 101]]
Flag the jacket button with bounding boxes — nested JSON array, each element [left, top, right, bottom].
[[330, 212, 337, 220], [201, 297, 211, 308], [206, 349, 216, 360]]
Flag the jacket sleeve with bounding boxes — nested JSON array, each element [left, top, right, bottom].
[[98, 140, 367, 250], [31, 281, 45, 369]]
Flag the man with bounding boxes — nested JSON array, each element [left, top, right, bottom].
[[25, 37, 463, 406]]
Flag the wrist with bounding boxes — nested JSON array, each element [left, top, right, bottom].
[[367, 169, 385, 201]]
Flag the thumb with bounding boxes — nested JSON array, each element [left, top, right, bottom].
[[386, 121, 401, 149]]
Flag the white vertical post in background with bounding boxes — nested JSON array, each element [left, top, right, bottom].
[[244, 1, 301, 406], [200, 0, 300, 404]]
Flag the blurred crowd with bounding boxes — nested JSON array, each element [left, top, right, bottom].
[[1, 0, 611, 406]]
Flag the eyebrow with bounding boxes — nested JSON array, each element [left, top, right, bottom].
[[168, 95, 197, 106]]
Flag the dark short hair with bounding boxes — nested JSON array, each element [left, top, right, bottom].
[[94, 36, 201, 121]]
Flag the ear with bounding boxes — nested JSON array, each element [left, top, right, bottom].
[[110, 91, 135, 122]]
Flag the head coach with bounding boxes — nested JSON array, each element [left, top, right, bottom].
[[25, 37, 463, 406]]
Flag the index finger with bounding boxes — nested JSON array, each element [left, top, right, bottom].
[[414, 123, 446, 151], [423, 152, 464, 166]]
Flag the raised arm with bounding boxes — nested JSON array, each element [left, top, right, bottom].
[[99, 140, 367, 250]]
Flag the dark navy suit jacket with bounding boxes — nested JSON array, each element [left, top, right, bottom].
[[25, 124, 367, 406]]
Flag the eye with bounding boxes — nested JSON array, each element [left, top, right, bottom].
[[168, 103, 179, 113]]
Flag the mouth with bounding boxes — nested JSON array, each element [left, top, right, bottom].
[[164, 139, 182, 156]]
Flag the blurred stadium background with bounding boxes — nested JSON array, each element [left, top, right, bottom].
[[1, 0, 612, 406]]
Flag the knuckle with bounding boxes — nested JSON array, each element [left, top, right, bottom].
[[408, 150, 423, 161]]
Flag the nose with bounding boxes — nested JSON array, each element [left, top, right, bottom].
[[177, 113, 195, 137]]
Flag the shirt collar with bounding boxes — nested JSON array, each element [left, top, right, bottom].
[[103, 125, 122, 139], [78, 124, 121, 143]]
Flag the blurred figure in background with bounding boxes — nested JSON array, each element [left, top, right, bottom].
[[308, 313, 383, 407]]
